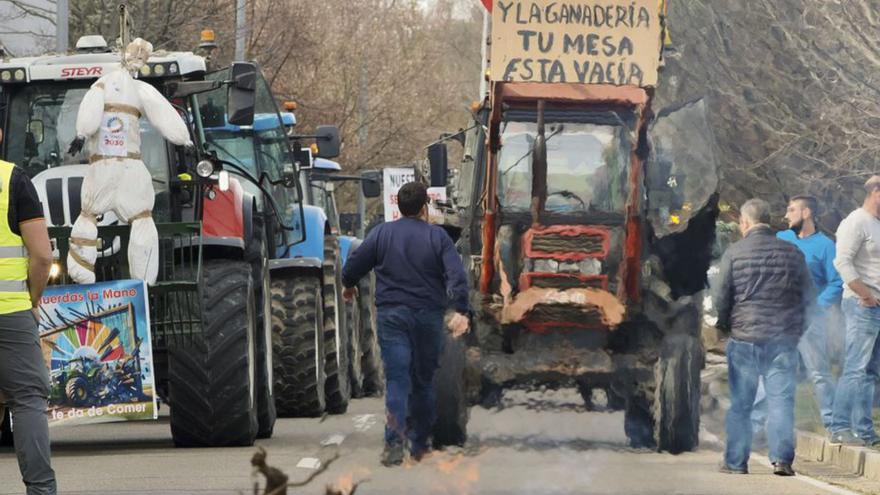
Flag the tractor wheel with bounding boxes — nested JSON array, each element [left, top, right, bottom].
[[347, 294, 365, 398], [65, 377, 89, 407], [0, 405, 12, 447], [433, 333, 469, 448], [272, 274, 326, 417], [653, 333, 702, 453], [323, 237, 351, 414], [168, 260, 258, 447], [359, 274, 383, 396], [247, 217, 276, 438]]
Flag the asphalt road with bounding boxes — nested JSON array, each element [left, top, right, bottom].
[[0, 389, 867, 495]]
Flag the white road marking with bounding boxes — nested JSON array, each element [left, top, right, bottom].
[[296, 457, 322, 470], [751, 454, 862, 495], [353, 414, 378, 432], [322, 433, 346, 446]]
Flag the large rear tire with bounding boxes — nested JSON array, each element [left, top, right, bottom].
[[359, 274, 383, 396], [323, 237, 351, 414], [272, 275, 326, 417], [653, 333, 702, 453], [347, 294, 365, 398], [169, 259, 258, 447], [247, 217, 276, 438], [433, 333, 469, 448]]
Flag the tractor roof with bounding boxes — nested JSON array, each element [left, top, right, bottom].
[[313, 158, 341, 172], [0, 36, 205, 84]]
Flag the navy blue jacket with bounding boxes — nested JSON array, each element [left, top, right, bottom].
[[341, 217, 470, 313]]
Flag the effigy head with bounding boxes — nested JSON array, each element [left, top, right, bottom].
[[124, 38, 153, 71]]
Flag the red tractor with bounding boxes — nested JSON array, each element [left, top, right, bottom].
[[428, 0, 719, 453]]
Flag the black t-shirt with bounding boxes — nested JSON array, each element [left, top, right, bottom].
[[6, 167, 44, 235]]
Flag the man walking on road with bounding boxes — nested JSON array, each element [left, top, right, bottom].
[[713, 199, 814, 476], [829, 176, 880, 447], [0, 139, 57, 494], [751, 196, 842, 435], [341, 181, 470, 467]]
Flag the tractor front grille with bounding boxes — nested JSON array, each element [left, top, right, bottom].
[[530, 232, 606, 255]]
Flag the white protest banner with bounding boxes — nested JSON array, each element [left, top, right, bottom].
[[383, 167, 447, 222]]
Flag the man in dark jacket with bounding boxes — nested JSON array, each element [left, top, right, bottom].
[[341, 182, 469, 466], [713, 198, 815, 477]]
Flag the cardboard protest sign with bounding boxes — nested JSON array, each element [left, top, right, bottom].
[[39, 280, 157, 426], [490, 0, 663, 86]]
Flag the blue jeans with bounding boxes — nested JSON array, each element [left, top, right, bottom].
[[725, 339, 798, 470], [377, 305, 445, 453], [830, 298, 880, 438], [752, 312, 836, 431]]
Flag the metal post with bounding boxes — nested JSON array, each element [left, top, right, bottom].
[[56, 0, 69, 53], [234, 0, 247, 60], [478, 7, 489, 99]]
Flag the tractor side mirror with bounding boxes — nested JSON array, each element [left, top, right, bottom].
[[427, 142, 448, 187], [227, 62, 256, 126], [361, 170, 382, 198], [314, 125, 341, 159]]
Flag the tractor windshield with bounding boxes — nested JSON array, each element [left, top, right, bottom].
[[497, 121, 630, 214], [2, 82, 171, 184]]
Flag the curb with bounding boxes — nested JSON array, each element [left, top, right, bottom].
[[796, 430, 880, 481]]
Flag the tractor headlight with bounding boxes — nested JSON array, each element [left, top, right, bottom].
[[0, 71, 11, 82], [533, 259, 558, 273], [153, 64, 165, 76], [195, 160, 215, 178], [579, 258, 602, 276], [139, 64, 152, 77], [168, 63, 179, 75], [13, 69, 25, 81]]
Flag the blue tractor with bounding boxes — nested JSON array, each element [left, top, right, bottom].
[[202, 110, 354, 417], [289, 147, 384, 399]]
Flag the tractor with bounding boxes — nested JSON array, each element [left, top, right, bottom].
[[0, 31, 306, 447], [426, 0, 719, 453]]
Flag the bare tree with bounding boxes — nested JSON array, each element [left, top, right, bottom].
[[660, 0, 880, 228]]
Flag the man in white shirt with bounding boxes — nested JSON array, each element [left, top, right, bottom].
[[830, 176, 880, 447]]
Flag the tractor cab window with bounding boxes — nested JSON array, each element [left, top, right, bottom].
[[497, 121, 630, 215], [2, 82, 172, 220], [198, 67, 304, 246]]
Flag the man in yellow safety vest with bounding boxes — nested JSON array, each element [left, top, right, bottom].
[[0, 128, 56, 494]]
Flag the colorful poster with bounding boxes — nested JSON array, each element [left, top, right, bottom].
[[38, 279, 157, 426]]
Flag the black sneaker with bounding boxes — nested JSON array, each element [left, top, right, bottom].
[[773, 463, 795, 476], [411, 446, 432, 462], [381, 443, 405, 467], [829, 430, 862, 446], [718, 462, 748, 474]]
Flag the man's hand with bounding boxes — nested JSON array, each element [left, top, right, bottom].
[[343, 286, 358, 303], [447, 312, 470, 338], [861, 295, 880, 308], [68, 136, 86, 156]]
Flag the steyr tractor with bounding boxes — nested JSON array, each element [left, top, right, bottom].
[[426, 0, 719, 453], [0, 32, 307, 447]]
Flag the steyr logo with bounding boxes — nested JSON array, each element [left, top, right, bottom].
[[60, 66, 103, 78]]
